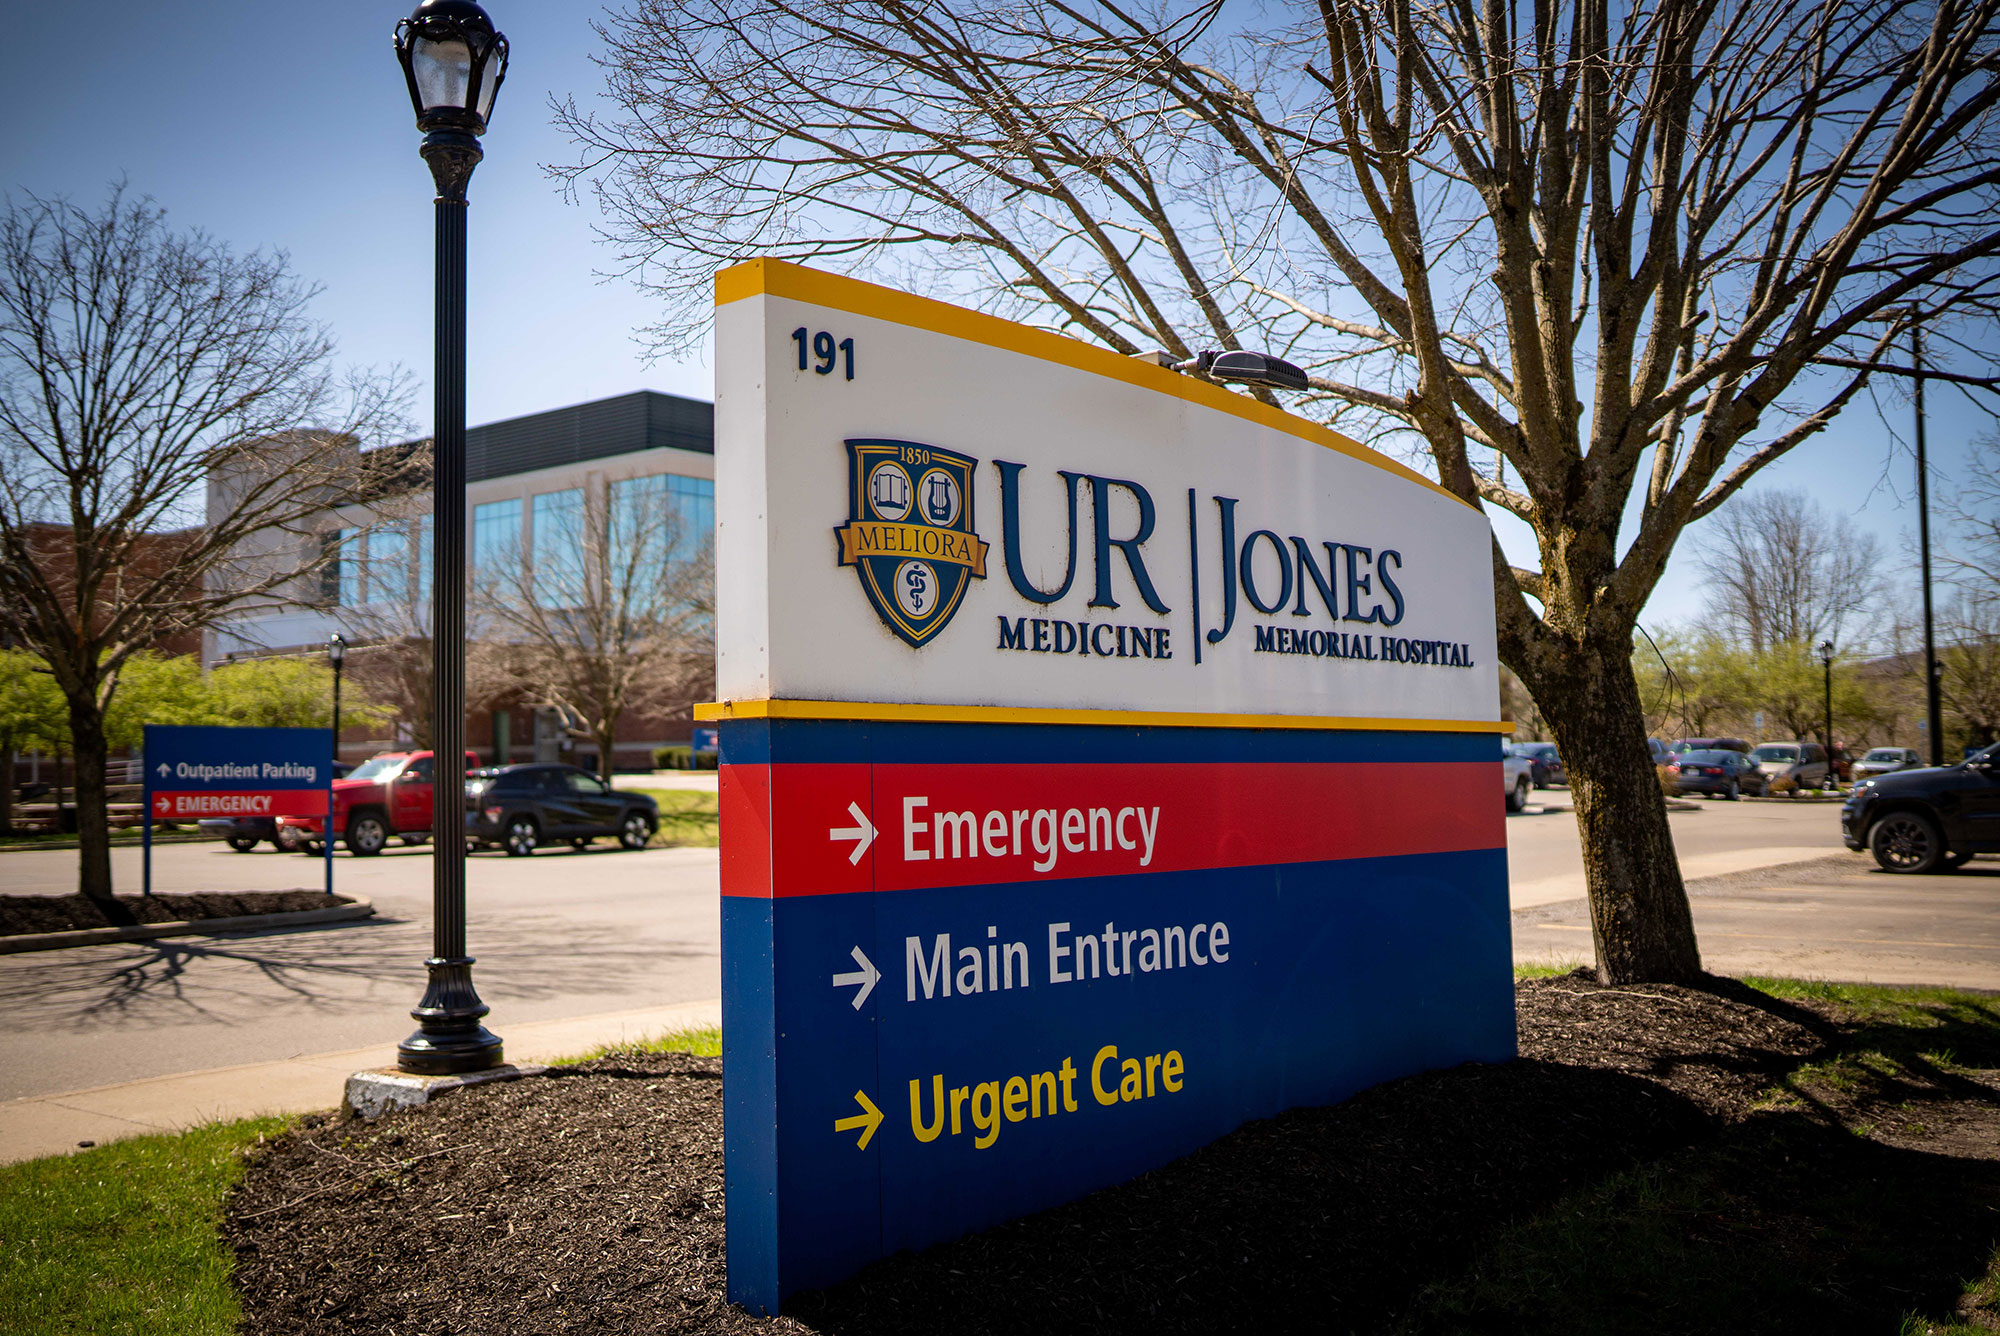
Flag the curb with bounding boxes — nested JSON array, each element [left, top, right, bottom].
[[0, 836, 216, 854], [0, 897, 375, 955]]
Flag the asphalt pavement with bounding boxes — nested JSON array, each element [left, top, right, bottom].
[[0, 840, 721, 1102], [1517, 852, 2000, 989], [1505, 788, 1847, 907]]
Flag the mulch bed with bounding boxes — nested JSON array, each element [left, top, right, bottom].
[[0, 891, 350, 936], [226, 975, 2000, 1334]]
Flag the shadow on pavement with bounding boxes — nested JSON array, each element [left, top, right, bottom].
[[0, 918, 712, 1028]]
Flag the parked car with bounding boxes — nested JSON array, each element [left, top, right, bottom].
[[466, 764, 659, 856], [1667, 748, 1768, 800], [1502, 745, 1534, 813], [201, 760, 354, 851], [1506, 741, 1565, 788], [1648, 738, 1673, 765], [1670, 737, 1752, 755], [1852, 747, 1922, 782], [1842, 742, 2000, 873], [279, 751, 478, 856], [1749, 741, 1830, 791]]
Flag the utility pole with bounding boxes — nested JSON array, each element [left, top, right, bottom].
[[1913, 322, 1944, 766]]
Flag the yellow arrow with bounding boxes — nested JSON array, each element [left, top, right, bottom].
[[834, 1089, 883, 1150]]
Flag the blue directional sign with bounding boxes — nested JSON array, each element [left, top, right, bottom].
[[143, 725, 332, 893], [715, 715, 1513, 1310]]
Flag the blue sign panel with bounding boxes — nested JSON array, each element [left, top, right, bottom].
[[718, 716, 1513, 1310], [143, 725, 332, 894], [143, 725, 331, 812]]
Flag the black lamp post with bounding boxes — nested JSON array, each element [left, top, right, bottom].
[[326, 633, 346, 896], [393, 0, 506, 1075], [327, 633, 346, 768], [1818, 640, 1836, 788]]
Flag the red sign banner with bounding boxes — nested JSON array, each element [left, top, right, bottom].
[[724, 760, 1503, 899], [150, 790, 329, 820]]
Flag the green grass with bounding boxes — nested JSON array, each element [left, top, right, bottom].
[[565, 1024, 723, 1062], [0, 1022, 733, 1333], [1513, 960, 1587, 979], [1744, 975, 2000, 1026], [0, 1117, 286, 1335], [632, 787, 719, 848]]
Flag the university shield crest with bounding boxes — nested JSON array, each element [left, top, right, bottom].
[[835, 439, 989, 648]]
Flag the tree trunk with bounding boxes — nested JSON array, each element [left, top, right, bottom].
[[596, 723, 618, 784], [1, 736, 13, 836], [1532, 646, 1704, 984], [66, 692, 124, 912]]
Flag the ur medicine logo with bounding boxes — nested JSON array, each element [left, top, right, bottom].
[[836, 439, 989, 647]]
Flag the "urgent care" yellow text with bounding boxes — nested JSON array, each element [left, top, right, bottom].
[[907, 1041, 1185, 1150]]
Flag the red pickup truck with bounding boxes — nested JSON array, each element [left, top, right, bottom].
[[280, 750, 479, 856]]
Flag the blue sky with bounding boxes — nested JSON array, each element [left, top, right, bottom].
[[3, 2, 1985, 634]]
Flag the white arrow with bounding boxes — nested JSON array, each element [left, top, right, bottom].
[[156, 763, 171, 778], [828, 801, 876, 865], [832, 946, 880, 1010]]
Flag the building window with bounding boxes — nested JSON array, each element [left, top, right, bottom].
[[366, 526, 407, 605], [337, 527, 364, 606], [532, 488, 586, 607], [609, 473, 713, 571], [473, 498, 521, 578], [320, 530, 344, 605], [609, 474, 715, 606], [666, 475, 714, 564], [412, 515, 432, 603]]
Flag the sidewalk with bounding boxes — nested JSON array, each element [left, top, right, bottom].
[[1509, 844, 1837, 909], [1516, 854, 2000, 988], [0, 998, 721, 1165]]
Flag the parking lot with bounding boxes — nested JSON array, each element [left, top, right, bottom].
[[1505, 787, 1847, 907], [1517, 853, 2000, 989], [0, 839, 720, 1102], [2, 787, 1984, 1107]]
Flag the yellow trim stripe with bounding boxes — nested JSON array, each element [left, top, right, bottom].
[[713, 259, 1474, 511], [694, 698, 1513, 734]]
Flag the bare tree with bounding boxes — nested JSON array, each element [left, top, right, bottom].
[[0, 186, 408, 903], [559, 0, 2000, 981], [1938, 592, 2000, 750], [473, 476, 713, 782], [1942, 434, 2000, 750], [311, 483, 447, 750], [1696, 490, 1886, 652], [1941, 431, 2000, 595]]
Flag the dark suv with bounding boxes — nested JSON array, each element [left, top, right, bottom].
[[466, 764, 659, 857], [1841, 742, 2000, 873]]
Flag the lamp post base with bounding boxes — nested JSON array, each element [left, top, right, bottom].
[[397, 955, 503, 1075]]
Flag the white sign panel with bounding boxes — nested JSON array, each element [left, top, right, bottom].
[[713, 261, 1500, 727]]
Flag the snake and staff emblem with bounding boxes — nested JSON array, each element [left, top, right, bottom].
[[835, 439, 988, 648]]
